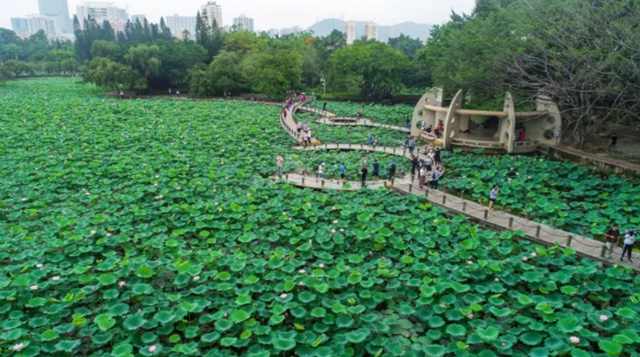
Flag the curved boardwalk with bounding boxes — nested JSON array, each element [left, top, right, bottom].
[[276, 100, 639, 272], [298, 105, 411, 133]]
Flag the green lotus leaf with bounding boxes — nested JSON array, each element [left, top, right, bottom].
[[273, 337, 296, 351], [598, 340, 622, 355], [220, 337, 238, 347], [153, 311, 175, 325], [346, 328, 370, 343], [94, 313, 116, 331], [40, 329, 60, 341], [446, 324, 467, 337], [123, 315, 147, 330], [423, 345, 446, 356], [557, 317, 581, 333], [98, 274, 117, 285], [520, 331, 543, 346], [136, 266, 155, 278], [231, 309, 250, 323], [477, 326, 500, 342]]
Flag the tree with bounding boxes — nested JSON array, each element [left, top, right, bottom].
[[91, 40, 121, 61], [503, 0, 640, 148], [207, 51, 248, 95], [85, 57, 140, 90], [388, 34, 424, 60], [328, 41, 409, 97], [223, 31, 266, 55], [125, 44, 161, 89], [254, 50, 302, 98], [187, 63, 214, 97]]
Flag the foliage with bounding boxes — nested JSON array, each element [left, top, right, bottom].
[[328, 41, 410, 97], [441, 151, 640, 237], [388, 34, 424, 60], [2, 78, 640, 357], [306, 101, 414, 126]]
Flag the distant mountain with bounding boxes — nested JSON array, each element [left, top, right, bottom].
[[307, 18, 433, 42]]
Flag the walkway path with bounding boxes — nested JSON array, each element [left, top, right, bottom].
[[555, 145, 640, 173], [277, 100, 639, 272], [298, 105, 411, 133]]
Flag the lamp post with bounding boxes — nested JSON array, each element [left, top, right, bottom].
[[321, 77, 326, 96]]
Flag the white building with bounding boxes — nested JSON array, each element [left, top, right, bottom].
[[131, 15, 147, 24], [342, 20, 356, 44], [201, 1, 222, 29], [166, 15, 197, 40], [26, 15, 59, 37], [76, 2, 127, 33], [364, 21, 378, 41], [232, 14, 254, 32], [280, 26, 302, 36], [11, 18, 30, 38], [38, 0, 72, 34], [267, 28, 279, 38]]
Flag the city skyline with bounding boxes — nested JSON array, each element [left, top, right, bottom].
[[2, 0, 476, 34]]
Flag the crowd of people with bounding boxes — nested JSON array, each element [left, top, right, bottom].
[[421, 120, 445, 138], [605, 225, 636, 262]]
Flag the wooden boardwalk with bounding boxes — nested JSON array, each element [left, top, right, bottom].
[[298, 106, 410, 133], [275, 100, 640, 272]]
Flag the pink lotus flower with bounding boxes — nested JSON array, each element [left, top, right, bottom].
[[522, 257, 528, 261], [502, 343, 506, 347], [13, 343, 25, 351], [91, 286, 95, 290], [224, 312, 228, 318], [531, 252, 537, 257], [319, 264, 325, 268], [119, 281, 126, 287], [138, 309, 142, 313], [30, 285, 38, 291], [495, 278, 499, 282], [599, 315, 609, 322], [193, 276, 200, 281], [331, 206, 335, 210], [280, 293, 288, 299], [298, 269, 305, 274], [149, 345, 157, 352], [467, 314, 473, 319], [52, 276, 60, 281], [331, 229, 336, 234], [90, 230, 96, 235], [36, 263, 43, 268], [570, 336, 580, 344]]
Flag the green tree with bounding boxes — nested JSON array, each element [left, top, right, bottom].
[[388, 34, 424, 60], [208, 50, 248, 95], [125, 44, 161, 89], [328, 41, 409, 97], [90, 40, 121, 61], [223, 31, 267, 55], [254, 50, 302, 98]]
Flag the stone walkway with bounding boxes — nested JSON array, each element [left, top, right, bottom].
[[277, 100, 640, 272]]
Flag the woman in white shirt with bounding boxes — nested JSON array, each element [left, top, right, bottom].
[[621, 229, 636, 262]]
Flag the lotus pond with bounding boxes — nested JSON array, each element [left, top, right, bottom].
[[439, 150, 640, 239], [305, 101, 414, 127], [295, 112, 410, 148], [1, 79, 640, 357]]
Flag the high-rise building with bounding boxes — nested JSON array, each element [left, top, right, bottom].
[[280, 26, 302, 36], [342, 20, 356, 44], [232, 14, 254, 32], [76, 2, 128, 33], [38, 0, 72, 34], [131, 15, 147, 24], [27, 14, 59, 37], [267, 28, 280, 38], [201, 1, 222, 29], [166, 15, 197, 40], [11, 18, 30, 38], [364, 21, 379, 41]]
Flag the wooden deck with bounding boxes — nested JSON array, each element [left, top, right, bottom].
[[298, 106, 410, 133], [276, 101, 640, 272]]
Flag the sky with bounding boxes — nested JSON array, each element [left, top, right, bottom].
[[1, 0, 477, 31]]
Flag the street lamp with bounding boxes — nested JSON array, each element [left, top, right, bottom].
[[320, 77, 326, 96]]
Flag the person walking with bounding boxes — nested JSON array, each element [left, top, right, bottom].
[[489, 185, 500, 211], [168, 88, 172, 97], [410, 155, 418, 176], [360, 164, 368, 187], [405, 117, 410, 128], [389, 160, 397, 181], [318, 163, 325, 179], [605, 224, 620, 260], [339, 163, 347, 183], [372, 160, 380, 182], [357, 108, 363, 119], [434, 147, 442, 167], [431, 168, 441, 189], [297, 122, 302, 136], [367, 134, 373, 145], [408, 137, 415, 154], [276, 155, 283, 177], [621, 229, 636, 262], [419, 166, 427, 189], [609, 132, 618, 152], [323, 102, 327, 113], [425, 155, 433, 173]]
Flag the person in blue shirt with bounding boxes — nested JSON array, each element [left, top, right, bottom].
[[367, 134, 373, 145], [430, 168, 441, 189], [489, 185, 500, 211], [339, 163, 346, 183], [389, 160, 397, 180]]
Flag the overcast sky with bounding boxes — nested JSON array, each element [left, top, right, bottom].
[[1, 0, 476, 31]]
